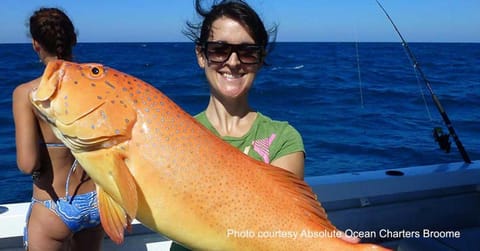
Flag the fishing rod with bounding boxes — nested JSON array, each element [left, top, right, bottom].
[[375, 0, 471, 163]]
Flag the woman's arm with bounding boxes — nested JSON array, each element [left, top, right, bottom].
[[271, 151, 305, 180], [12, 84, 41, 174]]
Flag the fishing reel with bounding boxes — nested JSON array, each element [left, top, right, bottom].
[[433, 127, 451, 153]]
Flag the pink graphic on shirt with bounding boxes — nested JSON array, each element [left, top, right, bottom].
[[252, 134, 276, 163]]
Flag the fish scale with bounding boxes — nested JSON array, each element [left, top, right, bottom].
[[30, 60, 390, 251]]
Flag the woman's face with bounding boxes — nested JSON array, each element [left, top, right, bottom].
[[196, 17, 262, 101]]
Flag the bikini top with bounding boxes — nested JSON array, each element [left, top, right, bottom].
[[32, 142, 68, 180], [44, 142, 66, 147]]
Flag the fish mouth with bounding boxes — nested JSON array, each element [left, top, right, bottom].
[[29, 60, 65, 125], [31, 94, 129, 153], [30, 97, 117, 152], [29, 89, 59, 127], [35, 110, 128, 153], [30, 99, 54, 124], [32, 95, 106, 127]]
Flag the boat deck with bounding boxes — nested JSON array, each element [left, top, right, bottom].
[[1, 161, 479, 250]]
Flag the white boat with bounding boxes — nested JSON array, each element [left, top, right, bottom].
[[1, 160, 478, 250]]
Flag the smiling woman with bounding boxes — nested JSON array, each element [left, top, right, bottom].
[[154, 1, 292, 251], [168, 0, 306, 250], [184, 0, 306, 175]]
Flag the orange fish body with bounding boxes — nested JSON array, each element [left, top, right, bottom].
[[31, 60, 390, 251]]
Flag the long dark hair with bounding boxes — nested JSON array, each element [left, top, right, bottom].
[[184, 0, 277, 56], [28, 7, 77, 60]]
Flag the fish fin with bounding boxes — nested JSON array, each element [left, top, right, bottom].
[[75, 149, 138, 221], [261, 162, 336, 231], [108, 151, 138, 219], [97, 186, 132, 244]]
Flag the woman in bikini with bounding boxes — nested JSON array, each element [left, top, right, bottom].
[[12, 7, 104, 251]]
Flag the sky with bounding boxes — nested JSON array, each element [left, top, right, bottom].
[[0, 0, 479, 44]]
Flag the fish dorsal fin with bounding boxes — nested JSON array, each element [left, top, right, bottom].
[[261, 162, 336, 231]]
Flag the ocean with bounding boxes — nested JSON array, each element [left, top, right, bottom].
[[0, 42, 479, 204]]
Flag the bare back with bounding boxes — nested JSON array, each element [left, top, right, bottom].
[[13, 77, 95, 201]]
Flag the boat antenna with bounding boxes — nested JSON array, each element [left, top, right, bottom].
[[375, 0, 471, 163]]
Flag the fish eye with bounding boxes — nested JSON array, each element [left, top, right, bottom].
[[88, 65, 104, 78], [92, 67, 100, 75]]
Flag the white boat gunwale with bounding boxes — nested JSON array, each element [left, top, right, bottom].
[[1, 160, 479, 250]]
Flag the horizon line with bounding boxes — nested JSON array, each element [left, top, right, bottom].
[[1, 41, 479, 45]]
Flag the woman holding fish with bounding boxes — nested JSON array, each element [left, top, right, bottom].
[[169, 0, 369, 250], [12, 7, 104, 251], [171, 0, 306, 249]]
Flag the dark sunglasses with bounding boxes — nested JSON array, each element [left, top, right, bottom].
[[202, 41, 264, 65]]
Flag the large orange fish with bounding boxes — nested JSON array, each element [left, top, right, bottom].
[[30, 60, 390, 251]]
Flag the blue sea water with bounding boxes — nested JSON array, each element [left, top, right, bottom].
[[0, 42, 479, 204]]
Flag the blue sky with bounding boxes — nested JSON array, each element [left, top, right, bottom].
[[0, 0, 478, 43]]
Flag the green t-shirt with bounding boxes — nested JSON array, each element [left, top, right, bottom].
[[170, 112, 304, 250], [194, 111, 305, 164]]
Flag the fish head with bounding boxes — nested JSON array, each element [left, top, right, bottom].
[[31, 60, 141, 242], [30, 60, 136, 152]]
